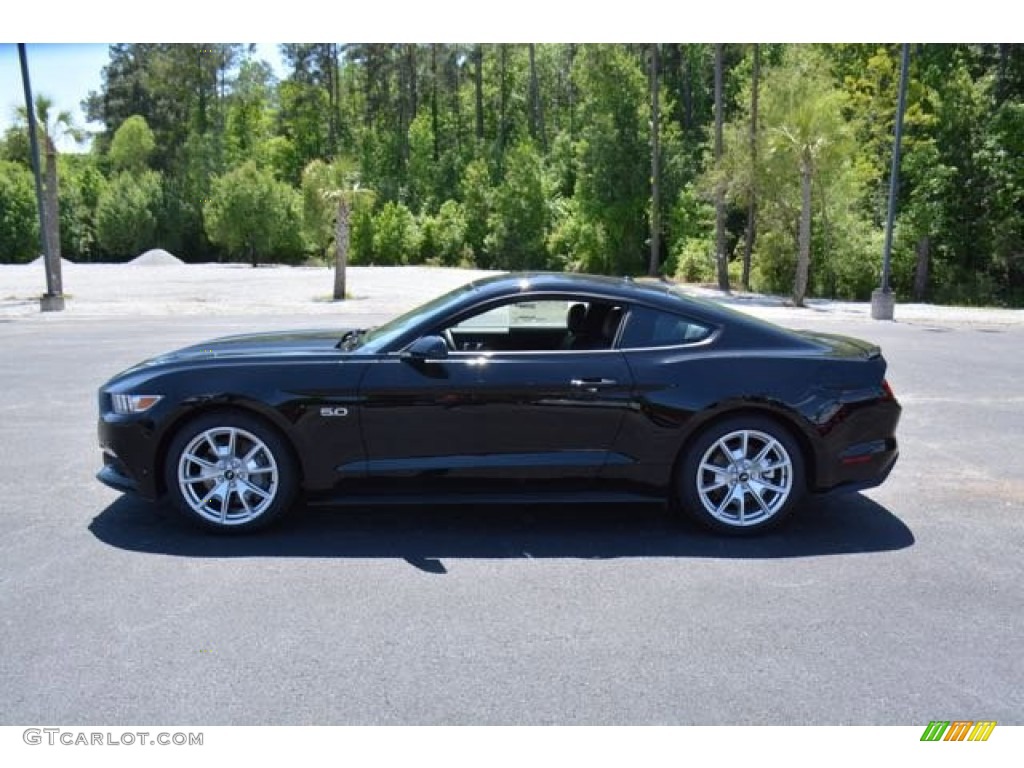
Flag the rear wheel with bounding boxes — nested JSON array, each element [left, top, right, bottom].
[[677, 416, 805, 535], [164, 411, 298, 532]]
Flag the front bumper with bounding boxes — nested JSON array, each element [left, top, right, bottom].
[[97, 413, 162, 499], [97, 456, 140, 494]]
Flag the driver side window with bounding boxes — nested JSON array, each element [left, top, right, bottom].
[[444, 299, 622, 352]]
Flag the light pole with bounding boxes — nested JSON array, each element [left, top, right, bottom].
[[18, 44, 65, 312], [871, 43, 910, 321]]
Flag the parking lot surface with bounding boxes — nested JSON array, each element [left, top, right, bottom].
[[1, 269, 1021, 724]]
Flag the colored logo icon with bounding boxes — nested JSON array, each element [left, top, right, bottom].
[[920, 721, 996, 742]]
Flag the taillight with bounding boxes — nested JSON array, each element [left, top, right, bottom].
[[881, 379, 894, 400]]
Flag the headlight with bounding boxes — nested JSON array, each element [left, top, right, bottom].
[[111, 394, 163, 414]]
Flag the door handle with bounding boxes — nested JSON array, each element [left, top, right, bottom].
[[570, 377, 618, 389]]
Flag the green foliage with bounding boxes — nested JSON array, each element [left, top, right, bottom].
[[419, 200, 471, 265], [108, 115, 155, 172], [300, 156, 375, 272], [278, 44, 343, 165], [85, 44, 243, 171], [406, 112, 438, 212], [973, 101, 1024, 302], [710, 46, 871, 300], [748, 227, 795, 294], [485, 142, 549, 269], [545, 130, 576, 199], [811, 194, 882, 299], [349, 200, 376, 266], [96, 170, 162, 258], [53, 43, 1024, 306], [371, 201, 419, 264], [204, 162, 304, 265], [546, 197, 608, 273], [278, 78, 330, 180], [225, 59, 275, 169], [1, 127, 31, 166], [460, 158, 493, 261], [260, 136, 302, 184], [58, 155, 107, 260], [573, 44, 650, 275], [668, 184, 715, 281], [0, 160, 40, 262], [302, 158, 349, 254], [673, 238, 716, 284]]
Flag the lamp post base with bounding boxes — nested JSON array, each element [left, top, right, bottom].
[[870, 289, 894, 321], [40, 294, 65, 312]]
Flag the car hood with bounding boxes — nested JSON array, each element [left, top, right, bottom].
[[134, 328, 353, 369]]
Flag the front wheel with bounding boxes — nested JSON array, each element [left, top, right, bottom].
[[677, 416, 805, 535], [164, 411, 298, 532]]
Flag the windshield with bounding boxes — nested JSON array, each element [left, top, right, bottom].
[[354, 282, 478, 352]]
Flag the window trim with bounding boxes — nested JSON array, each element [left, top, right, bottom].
[[390, 290, 723, 356], [615, 306, 721, 351], [411, 291, 628, 356]]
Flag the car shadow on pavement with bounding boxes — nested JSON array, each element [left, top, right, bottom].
[[89, 493, 913, 570]]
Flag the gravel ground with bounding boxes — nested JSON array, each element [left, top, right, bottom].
[[2, 261, 1022, 328]]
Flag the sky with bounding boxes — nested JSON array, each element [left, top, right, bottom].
[[0, 43, 286, 152]]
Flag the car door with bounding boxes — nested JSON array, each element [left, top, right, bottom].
[[354, 298, 634, 493]]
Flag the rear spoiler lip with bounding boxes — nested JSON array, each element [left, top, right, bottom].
[[793, 330, 882, 360]]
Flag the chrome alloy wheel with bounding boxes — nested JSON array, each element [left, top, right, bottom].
[[695, 428, 794, 527], [177, 426, 279, 526]]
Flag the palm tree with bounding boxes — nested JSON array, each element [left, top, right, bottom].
[[760, 50, 848, 307], [301, 158, 374, 300], [326, 184, 355, 301], [18, 95, 85, 264]]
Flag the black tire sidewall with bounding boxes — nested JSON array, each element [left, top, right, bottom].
[[164, 410, 298, 532], [678, 415, 805, 535]]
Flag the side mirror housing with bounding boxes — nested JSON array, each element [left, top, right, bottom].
[[402, 335, 449, 361]]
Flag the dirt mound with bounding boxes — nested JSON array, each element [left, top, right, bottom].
[[129, 248, 184, 266], [27, 255, 75, 267]]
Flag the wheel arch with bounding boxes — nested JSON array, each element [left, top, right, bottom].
[[153, 397, 304, 498], [671, 402, 819, 496]]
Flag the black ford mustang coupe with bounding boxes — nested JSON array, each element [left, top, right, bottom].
[[97, 272, 900, 535]]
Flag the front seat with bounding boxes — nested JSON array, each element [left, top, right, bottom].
[[601, 306, 624, 347], [561, 303, 589, 349]]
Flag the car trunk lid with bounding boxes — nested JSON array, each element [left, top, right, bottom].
[[794, 330, 882, 360]]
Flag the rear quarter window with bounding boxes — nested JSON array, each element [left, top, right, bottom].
[[619, 306, 712, 349]]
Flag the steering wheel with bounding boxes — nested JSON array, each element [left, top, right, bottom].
[[442, 327, 457, 351]]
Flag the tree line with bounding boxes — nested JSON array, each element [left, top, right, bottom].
[[1, 43, 1022, 306]]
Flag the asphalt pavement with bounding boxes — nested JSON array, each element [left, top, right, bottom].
[[0, 309, 1021, 724]]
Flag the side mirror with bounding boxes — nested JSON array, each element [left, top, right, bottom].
[[402, 335, 449, 361]]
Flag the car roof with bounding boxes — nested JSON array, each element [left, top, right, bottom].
[[462, 271, 823, 350], [465, 272, 793, 337], [468, 271, 690, 306]]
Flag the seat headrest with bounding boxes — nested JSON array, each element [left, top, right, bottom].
[[566, 303, 587, 333]]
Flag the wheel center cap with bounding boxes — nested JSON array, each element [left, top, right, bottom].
[[224, 469, 235, 480], [739, 471, 750, 482]]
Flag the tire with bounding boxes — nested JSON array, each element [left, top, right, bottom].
[[676, 415, 805, 535], [164, 410, 298, 533]]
